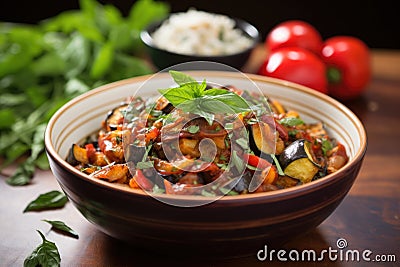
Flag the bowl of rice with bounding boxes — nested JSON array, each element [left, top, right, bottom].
[[140, 9, 260, 70]]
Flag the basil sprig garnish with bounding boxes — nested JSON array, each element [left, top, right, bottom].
[[159, 71, 251, 125]]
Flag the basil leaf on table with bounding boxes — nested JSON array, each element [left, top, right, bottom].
[[42, 220, 79, 239], [6, 158, 35, 186], [24, 230, 61, 267], [24, 191, 68, 212]]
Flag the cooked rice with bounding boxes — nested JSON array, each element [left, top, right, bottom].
[[151, 9, 254, 56]]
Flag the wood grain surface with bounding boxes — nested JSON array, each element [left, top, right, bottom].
[[1, 46, 399, 266]]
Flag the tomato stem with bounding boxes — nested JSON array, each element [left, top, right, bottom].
[[327, 67, 341, 84]]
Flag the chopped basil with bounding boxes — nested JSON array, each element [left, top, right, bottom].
[[152, 184, 165, 194], [288, 129, 298, 138], [235, 137, 249, 151], [246, 164, 261, 171], [201, 190, 216, 197], [187, 125, 200, 134], [279, 117, 304, 127], [271, 154, 285, 176], [216, 163, 228, 170], [219, 187, 239, 195], [321, 138, 333, 156], [231, 150, 245, 173], [224, 122, 234, 130], [135, 161, 154, 169], [149, 109, 163, 117]]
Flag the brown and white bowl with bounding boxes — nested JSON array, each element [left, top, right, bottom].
[[45, 71, 367, 258]]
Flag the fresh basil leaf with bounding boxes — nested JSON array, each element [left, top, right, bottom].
[[79, 0, 97, 19], [5, 158, 35, 186], [24, 230, 61, 267], [158, 86, 196, 106], [186, 106, 215, 126], [90, 42, 114, 79], [2, 141, 29, 168], [31, 123, 47, 161], [35, 152, 50, 170], [31, 52, 66, 76], [0, 93, 27, 107], [128, 0, 169, 31], [64, 78, 90, 97], [279, 117, 304, 127], [202, 88, 232, 97], [196, 98, 230, 114], [169, 70, 197, 86], [109, 53, 153, 80], [205, 92, 250, 112], [0, 109, 16, 129], [108, 22, 132, 51], [24, 190, 68, 212], [59, 32, 90, 79], [0, 27, 44, 77], [26, 85, 51, 108], [42, 220, 79, 239]]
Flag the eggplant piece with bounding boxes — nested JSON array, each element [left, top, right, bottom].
[[279, 139, 319, 183], [233, 171, 253, 194], [66, 144, 88, 165], [105, 103, 129, 131], [126, 144, 146, 164], [154, 96, 174, 114], [161, 103, 174, 114], [249, 122, 275, 156]]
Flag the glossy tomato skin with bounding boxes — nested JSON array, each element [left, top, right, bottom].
[[259, 47, 328, 94], [321, 36, 371, 100], [266, 20, 323, 55]]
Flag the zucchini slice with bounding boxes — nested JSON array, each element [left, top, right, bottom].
[[279, 139, 319, 183]]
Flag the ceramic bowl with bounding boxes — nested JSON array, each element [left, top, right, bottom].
[[140, 17, 260, 70], [45, 72, 366, 258]]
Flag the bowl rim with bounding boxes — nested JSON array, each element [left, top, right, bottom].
[[45, 71, 367, 204], [140, 15, 261, 58]]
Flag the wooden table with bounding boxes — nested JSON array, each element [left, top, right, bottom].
[[1, 47, 400, 266]]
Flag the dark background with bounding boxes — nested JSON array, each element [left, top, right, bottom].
[[1, 0, 398, 49]]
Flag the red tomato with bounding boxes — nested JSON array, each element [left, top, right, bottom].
[[266, 20, 323, 55], [259, 47, 328, 94], [321, 36, 371, 100]]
